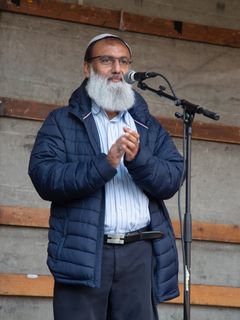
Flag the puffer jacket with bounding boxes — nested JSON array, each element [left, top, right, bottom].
[[28, 79, 184, 303]]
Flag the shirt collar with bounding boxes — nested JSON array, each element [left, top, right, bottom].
[[91, 101, 129, 125], [91, 102, 101, 116]]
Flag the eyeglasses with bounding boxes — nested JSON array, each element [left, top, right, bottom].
[[87, 55, 132, 66]]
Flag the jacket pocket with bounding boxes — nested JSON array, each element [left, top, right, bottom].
[[56, 214, 70, 259], [57, 237, 65, 259]]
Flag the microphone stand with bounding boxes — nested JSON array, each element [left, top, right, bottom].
[[137, 80, 219, 320]]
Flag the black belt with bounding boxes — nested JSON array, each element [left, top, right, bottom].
[[104, 227, 164, 245]]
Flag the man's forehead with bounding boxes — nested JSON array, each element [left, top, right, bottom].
[[87, 33, 131, 52], [92, 39, 131, 56]]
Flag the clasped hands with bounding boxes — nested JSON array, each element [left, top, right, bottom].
[[107, 127, 140, 168]]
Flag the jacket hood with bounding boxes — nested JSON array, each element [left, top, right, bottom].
[[68, 78, 151, 125]]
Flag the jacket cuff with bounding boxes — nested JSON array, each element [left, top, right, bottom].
[[94, 154, 117, 182], [124, 145, 151, 169]]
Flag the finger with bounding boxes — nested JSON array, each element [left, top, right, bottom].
[[122, 139, 139, 155], [123, 127, 140, 139], [124, 144, 139, 161], [115, 133, 139, 159], [120, 138, 135, 151], [122, 133, 140, 147]]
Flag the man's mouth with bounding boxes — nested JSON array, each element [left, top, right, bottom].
[[108, 75, 123, 82]]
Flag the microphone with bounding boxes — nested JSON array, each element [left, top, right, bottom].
[[124, 70, 159, 84]]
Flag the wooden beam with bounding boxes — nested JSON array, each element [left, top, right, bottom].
[[1, 97, 239, 144], [155, 116, 240, 145], [0, 273, 239, 308], [172, 283, 240, 308], [0, 0, 239, 48], [0, 0, 120, 29], [1, 206, 240, 244], [123, 11, 240, 48], [0, 96, 57, 121], [0, 273, 54, 298], [0, 206, 49, 228], [172, 220, 240, 244]]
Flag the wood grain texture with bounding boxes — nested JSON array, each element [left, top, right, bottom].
[[1, 97, 239, 144], [0, 273, 239, 308], [1, 206, 240, 244], [0, 0, 239, 48]]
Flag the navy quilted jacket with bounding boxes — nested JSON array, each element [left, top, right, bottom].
[[29, 79, 184, 303]]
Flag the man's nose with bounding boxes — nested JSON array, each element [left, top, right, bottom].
[[111, 59, 121, 73]]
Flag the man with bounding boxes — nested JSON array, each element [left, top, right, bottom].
[[29, 33, 183, 320]]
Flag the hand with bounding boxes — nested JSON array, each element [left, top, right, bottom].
[[122, 127, 140, 162], [107, 128, 140, 168], [107, 139, 125, 169]]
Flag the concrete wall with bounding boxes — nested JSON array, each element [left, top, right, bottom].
[[0, 2, 240, 319]]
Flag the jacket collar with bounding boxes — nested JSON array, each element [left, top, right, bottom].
[[68, 78, 92, 121]]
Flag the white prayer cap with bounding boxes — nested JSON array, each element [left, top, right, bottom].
[[84, 33, 132, 60]]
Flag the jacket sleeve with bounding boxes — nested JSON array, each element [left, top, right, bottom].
[[124, 123, 184, 200], [28, 112, 116, 203]]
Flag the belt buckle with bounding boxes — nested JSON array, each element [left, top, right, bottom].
[[106, 234, 125, 244]]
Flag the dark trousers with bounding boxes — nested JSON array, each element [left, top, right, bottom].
[[53, 240, 159, 320]]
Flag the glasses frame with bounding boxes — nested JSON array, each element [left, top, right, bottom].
[[87, 55, 132, 66]]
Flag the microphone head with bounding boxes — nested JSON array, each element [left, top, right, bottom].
[[123, 70, 136, 84]]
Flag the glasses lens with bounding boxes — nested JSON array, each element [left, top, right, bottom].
[[99, 56, 114, 65], [119, 57, 130, 65], [90, 56, 131, 66]]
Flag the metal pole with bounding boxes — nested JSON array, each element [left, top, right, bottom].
[[183, 116, 193, 320]]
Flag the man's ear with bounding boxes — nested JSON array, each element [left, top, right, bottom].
[[83, 62, 90, 78]]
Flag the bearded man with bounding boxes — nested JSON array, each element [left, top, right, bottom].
[[29, 34, 183, 320]]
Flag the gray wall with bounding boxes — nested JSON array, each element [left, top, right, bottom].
[[0, 2, 240, 319], [1, 12, 240, 126]]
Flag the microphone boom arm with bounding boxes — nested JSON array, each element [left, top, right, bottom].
[[137, 80, 220, 121]]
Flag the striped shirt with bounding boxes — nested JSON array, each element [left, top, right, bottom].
[[92, 103, 150, 234]]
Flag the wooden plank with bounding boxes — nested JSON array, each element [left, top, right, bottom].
[[0, 97, 57, 121], [172, 220, 240, 244], [0, 273, 54, 298], [0, 0, 120, 29], [0, 0, 239, 48], [0, 273, 239, 308], [155, 116, 240, 145], [123, 11, 240, 48], [1, 206, 240, 244], [171, 283, 240, 308], [0, 206, 49, 228], [1, 97, 239, 144]]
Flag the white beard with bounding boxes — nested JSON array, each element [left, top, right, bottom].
[[86, 68, 135, 112]]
